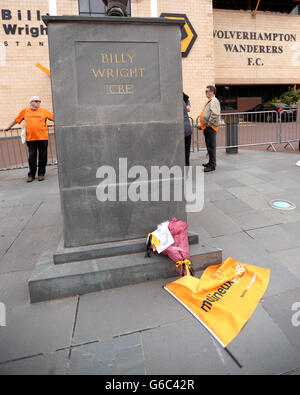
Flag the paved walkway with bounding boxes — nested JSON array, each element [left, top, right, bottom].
[[0, 150, 300, 375]]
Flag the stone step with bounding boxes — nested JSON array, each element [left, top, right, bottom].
[[28, 243, 222, 303], [53, 231, 199, 264]]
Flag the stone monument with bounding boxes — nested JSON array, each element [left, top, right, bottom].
[[28, 15, 222, 302]]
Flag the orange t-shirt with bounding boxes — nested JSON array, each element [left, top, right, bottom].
[[200, 101, 218, 132], [15, 107, 54, 141]]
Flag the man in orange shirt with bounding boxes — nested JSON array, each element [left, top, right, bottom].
[[5, 96, 54, 182]]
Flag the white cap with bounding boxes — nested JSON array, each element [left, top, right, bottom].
[[29, 96, 40, 103]]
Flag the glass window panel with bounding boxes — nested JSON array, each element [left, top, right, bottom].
[[213, 0, 298, 14], [90, 0, 106, 13], [126, 2, 131, 15], [79, 0, 90, 13]]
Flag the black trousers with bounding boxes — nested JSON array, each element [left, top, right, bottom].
[[26, 140, 48, 178], [185, 134, 191, 166], [203, 127, 217, 168]]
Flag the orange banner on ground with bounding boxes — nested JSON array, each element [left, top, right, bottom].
[[165, 257, 270, 347]]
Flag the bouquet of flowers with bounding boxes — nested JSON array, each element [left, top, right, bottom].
[[146, 217, 194, 276]]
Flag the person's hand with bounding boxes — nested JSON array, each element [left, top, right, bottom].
[[3, 120, 17, 131]]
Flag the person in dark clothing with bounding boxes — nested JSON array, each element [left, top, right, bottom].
[[183, 93, 192, 167]]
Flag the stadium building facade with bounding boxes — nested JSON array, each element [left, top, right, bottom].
[[1, 0, 300, 124]]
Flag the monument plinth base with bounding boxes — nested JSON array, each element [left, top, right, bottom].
[[53, 232, 200, 265], [28, 241, 222, 303]]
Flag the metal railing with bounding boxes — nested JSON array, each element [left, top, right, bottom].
[[278, 109, 300, 150], [1, 111, 299, 170], [0, 126, 57, 170], [192, 109, 300, 152]]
